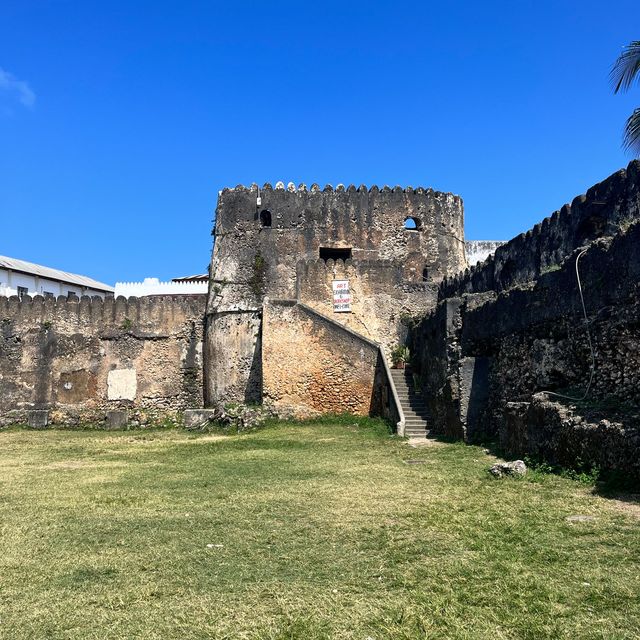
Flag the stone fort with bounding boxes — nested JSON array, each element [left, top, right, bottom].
[[1, 164, 638, 478], [205, 182, 465, 413]]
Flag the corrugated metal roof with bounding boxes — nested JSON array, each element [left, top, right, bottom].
[[171, 274, 208, 282], [0, 255, 114, 292]]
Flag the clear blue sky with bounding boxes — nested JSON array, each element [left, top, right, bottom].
[[1, 0, 638, 284]]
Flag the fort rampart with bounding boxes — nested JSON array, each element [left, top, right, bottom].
[[411, 163, 640, 477], [205, 182, 467, 407], [440, 161, 640, 298], [0, 295, 205, 427]]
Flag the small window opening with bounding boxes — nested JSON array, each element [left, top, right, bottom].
[[319, 247, 352, 262], [576, 215, 605, 243], [422, 267, 429, 281], [404, 217, 420, 231], [260, 210, 272, 227]]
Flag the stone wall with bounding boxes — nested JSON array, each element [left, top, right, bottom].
[[297, 258, 438, 358], [442, 160, 640, 297], [502, 395, 640, 480], [0, 294, 206, 427], [205, 181, 467, 406], [411, 216, 640, 476], [262, 300, 384, 419]]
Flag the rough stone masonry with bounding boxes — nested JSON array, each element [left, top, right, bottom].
[[410, 161, 640, 478], [0, 295, 205, 427], [204, 181, 467, 411], [1, 163, 639, 482]]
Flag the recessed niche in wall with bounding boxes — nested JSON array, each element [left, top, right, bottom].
[[319, 247, 352, 262], [260, 210, 272, 227]]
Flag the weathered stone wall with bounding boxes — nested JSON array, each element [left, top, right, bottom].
[[502, 396, 640, 481], [460, 224, 640, 413], [203, 310, 262, 406], [0, 295, 206, 427], [205, 182, 467, 406], [297, 258, 438, 358], [411, 214, 640, 475], [262, 300, 383, 419], [442, 160, 640, 297]]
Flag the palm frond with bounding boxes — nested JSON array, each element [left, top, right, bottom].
[[610, 41, 640, 93], [623, 108, 640, 155]]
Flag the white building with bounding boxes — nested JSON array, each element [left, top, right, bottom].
[[0, 255, 114, 299], [114, 275, 208, 298], [465, 240, 506, 266]]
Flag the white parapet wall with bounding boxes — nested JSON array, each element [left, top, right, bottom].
[[465, 240, 506, 266], [114, 278, 208, 298]]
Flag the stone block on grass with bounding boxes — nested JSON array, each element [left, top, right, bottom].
[[184, 409, 219, 430], [106, 410, 128, 430], [27, 410, 50, 429]]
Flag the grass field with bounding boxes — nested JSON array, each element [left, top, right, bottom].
[[0, 418, 639, 639]]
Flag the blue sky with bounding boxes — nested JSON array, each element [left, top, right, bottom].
[[1, 0, 639, 284]]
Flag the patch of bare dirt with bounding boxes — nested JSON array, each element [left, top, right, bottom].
[[606, 494, 640, 519]]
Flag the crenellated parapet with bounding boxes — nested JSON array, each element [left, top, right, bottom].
[[0, 294, 206, 333], [221, 182, 456, 196], [440, 160, 640, 299], [0, 294, 207, 426], [205, 176, 467, 406]]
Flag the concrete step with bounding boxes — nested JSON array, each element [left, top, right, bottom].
[[402, 403, 428, 411], [404, 415, 429, 421], [401, 405, 428, 414], [400, 404, 427, 411], [391, 368, 431, 437]]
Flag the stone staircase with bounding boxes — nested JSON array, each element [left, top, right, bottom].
[[390, 368, 430, 438]]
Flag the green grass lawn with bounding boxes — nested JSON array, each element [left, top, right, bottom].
[[0, 418, 638, 640]]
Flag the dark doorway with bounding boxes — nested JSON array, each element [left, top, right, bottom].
[[260, 210, 272, 227]]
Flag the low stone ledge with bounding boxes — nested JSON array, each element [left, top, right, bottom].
[[105, 410, 128, 430], [184, 409, 219, 430], [27, 410, 49, 429], [500, 395, 640, 479]]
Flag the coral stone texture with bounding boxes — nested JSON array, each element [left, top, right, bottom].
[[205, 183, 467, 408], [0, 295, 205, 427], [262, 300, 382, 418], [1, 161, 639, 481], [410, 161, 640, 478]]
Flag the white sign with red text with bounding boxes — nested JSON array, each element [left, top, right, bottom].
[[332, 280, 351, 312]]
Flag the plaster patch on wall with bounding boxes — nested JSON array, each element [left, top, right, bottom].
[[107, 369, 137, 401]]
